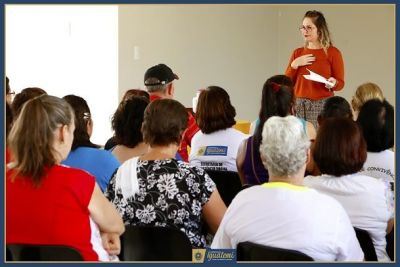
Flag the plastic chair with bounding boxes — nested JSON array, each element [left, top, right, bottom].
[[354, 227, 378, 261], [6, 244, 83, 261], [6, 247, 12, 261], [237, 242, 314, 261], [205, 170, 242, 206], [121, 225, 192, 261]]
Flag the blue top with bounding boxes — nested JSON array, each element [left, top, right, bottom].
[[62, 147, 120, 192]]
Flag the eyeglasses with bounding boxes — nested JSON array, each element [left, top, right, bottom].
[[299, 26, 315, 32]]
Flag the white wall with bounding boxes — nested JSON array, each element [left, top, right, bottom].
[[6, 4, 395, 143], [119, 4, 395, 121]]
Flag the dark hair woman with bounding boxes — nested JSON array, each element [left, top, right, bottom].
[[189, 86, 248, 172], [236, 75, 315, 185], [62, 94, 120, 192], [110, 96, 149, 163], [304, 117, 393, 261], [105, 99, 226, 248]]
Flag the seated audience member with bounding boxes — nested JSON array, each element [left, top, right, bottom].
[[7, 86, 47, 164], [236, 75, 316, 185], [317, 96, 353, 125], [189, 86, 247, 172], [105, 99, 226, 248], [351, 82, 384, 120], [6, 103, 13, 138], [357, 99, 394, 186], [304, 117, 392, 261], [6, 103, 14, 163], [357, 99, 394, 220], [110, 96, 149, 163], [6, 76, 14, 104], [308, 96, 353, 176], [12, 87, 47, 118], [144, 63, 200, 161], [62, 95, 120, 192], [211, 116, 363, 261], [122, 88, 150, 101], [6, 95, 124, 261], [105, 89, 149, 150], [105, 89, 181, 161]]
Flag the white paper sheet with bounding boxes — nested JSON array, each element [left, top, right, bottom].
[[303, 68, 334, 87]]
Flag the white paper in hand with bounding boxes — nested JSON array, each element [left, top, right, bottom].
[[303, 68, 334, 87]]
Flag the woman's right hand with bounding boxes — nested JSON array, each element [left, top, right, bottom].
[[101, 232, 121, 256], [290, 54, 315, 69]]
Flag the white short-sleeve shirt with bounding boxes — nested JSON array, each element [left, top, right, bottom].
[[304, 174, 392, 261], [189, 128, 248, 172], [361, 150, 394, 184], [211, 182, 364, 261]]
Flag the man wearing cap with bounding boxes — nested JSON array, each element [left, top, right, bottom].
[[144, 63, 199, 161]]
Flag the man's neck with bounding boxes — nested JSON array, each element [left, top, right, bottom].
[[149, 92, 171, 101], [149, 93, 164, 101]]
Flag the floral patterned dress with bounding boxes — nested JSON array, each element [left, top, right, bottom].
[[105, 158, 216, 247]]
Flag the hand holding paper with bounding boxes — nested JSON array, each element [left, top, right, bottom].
[[325, 77, 337, 89], [303, 68, 335, 88]]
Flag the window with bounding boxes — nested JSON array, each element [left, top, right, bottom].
[[6, 5, 118, 145]]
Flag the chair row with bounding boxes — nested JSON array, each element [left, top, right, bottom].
[[7, 225, 390, 261]]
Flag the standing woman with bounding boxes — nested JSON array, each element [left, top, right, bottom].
[[285, 10, 344, 128]]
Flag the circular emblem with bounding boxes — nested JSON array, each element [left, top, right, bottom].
[[195, 252, 202, 261]]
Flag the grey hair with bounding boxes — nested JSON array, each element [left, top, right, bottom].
[[145, 79, 168, 93], [260, 116, 310, 177]]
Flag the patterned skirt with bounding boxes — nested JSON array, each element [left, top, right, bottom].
[[295, 98, 329, 129]]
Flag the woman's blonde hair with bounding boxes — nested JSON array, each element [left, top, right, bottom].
[[351, 82, 384, 112], [304, 10, 332, 53], [8, 95, 74, 186]]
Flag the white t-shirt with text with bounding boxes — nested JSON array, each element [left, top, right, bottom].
[[189, 128, 247, 172], [304, 174, 392, 261]]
